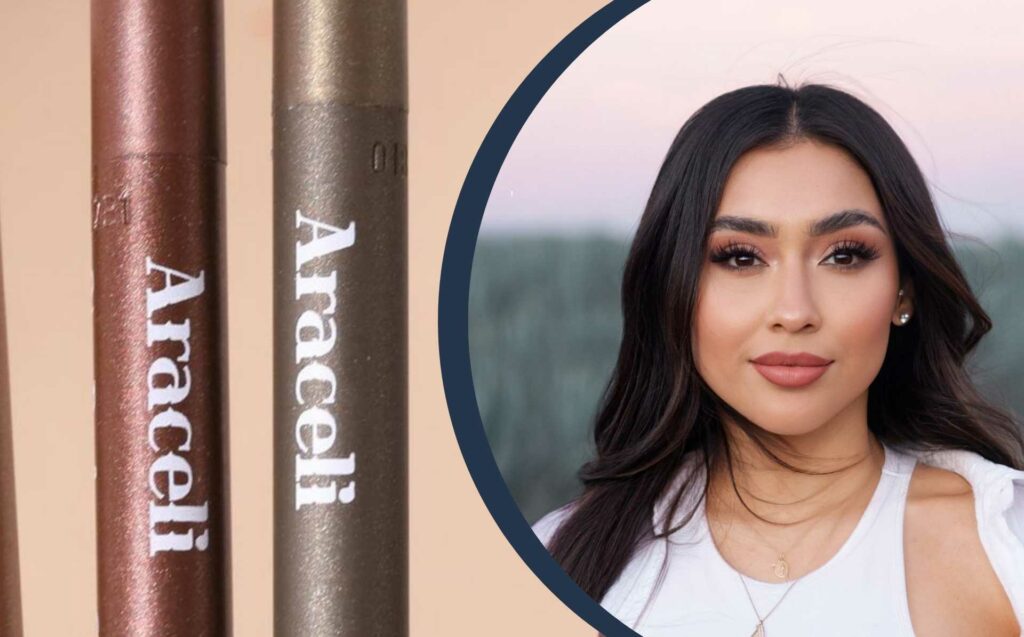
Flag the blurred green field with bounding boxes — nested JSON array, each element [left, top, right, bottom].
[[468, 234, 1024, 523]]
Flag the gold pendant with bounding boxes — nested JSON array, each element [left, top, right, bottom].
[[751, 621, 765, 637], [771, 556, 789, 579]]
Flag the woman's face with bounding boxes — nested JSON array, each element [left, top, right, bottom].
[[692, 139, 911, 437]]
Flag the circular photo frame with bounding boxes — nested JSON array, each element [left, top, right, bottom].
[[439, 3, 650, 635], [439, 1, 1024, 635]]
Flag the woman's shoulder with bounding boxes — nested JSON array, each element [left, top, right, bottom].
[[904, 446, 1024, 538], [901, 446, 1024, 633]]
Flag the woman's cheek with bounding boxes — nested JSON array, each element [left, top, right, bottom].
[[833, 289, 894, 383], [692, 282, 757, 388]]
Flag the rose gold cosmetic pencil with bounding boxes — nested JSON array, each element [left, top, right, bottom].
[[273, 1, 408, 634], [0, 237, 22, 637], [92, 1, 230, 634]]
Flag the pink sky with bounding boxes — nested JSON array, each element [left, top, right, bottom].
[[482, 0, 1024, 239]]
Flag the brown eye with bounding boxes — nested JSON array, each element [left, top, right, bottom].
[[821, 240, 881, 270], [732, 254, 759, 268], [828, 252, 854, 266], [709, 242, 765, 271]]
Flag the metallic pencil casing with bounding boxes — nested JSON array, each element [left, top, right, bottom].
[[92, 1, 230, 634], [273, 1, 408, 634], [0, 241, 22, 637]]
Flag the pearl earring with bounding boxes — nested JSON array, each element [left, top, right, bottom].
[[897, 289, 910, 325]]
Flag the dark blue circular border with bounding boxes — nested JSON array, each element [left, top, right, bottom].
[[438, 2, 649, 635]]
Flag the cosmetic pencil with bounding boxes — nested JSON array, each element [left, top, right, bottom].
[[273, 1, 408, 634], [0, 237, 22, 637], [92, 1, 230, 635]]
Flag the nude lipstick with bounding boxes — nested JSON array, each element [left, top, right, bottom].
[[751, 352, 833, 388], [92, 1, 230, 634]]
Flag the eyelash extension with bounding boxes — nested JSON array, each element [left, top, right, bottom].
[[827, 239, 880, 269], [708, 240, 764, 270], [708, 239, 881, 271]]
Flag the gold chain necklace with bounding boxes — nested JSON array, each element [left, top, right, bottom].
[[738, 571, 799, 637], [709, 487, 837, 581], [717, 447, 883, 633], [733, 508, 849, 636], [743, 512, 830, 580], [733, 508, 848, 636], [720, 446, 880, 580]]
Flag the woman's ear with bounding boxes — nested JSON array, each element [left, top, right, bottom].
[[893, 279, 914, 326]]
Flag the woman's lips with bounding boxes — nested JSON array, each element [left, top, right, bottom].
[[751, 361, 832, 388]]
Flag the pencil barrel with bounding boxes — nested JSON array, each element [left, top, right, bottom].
[[0, 241, 22, 636], [92, 1, 229, 635], [273, 103, 408, 635], [273, 1, 408, 633], [92, 156, 229, 636]]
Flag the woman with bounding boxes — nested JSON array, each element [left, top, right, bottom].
[[532, 82, 1024, 636]]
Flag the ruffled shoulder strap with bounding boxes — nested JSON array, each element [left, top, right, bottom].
[[909, 448, 1024, 631]]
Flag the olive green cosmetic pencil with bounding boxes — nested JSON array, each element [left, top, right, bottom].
[[272, 2, 408, 634]]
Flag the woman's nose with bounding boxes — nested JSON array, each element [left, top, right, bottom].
[[765, 260, 822, 333]]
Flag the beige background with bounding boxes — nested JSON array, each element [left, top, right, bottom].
[[0, 0, 602, 634]]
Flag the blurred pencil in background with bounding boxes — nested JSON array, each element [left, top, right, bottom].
[[0, 229, 23, 637]]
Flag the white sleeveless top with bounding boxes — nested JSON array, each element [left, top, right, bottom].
[[533, 445, 1024, 636]]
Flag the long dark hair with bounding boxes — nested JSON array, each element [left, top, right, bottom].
[[547, 81, 1024, 602]]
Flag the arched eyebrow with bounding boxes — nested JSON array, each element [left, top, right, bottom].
[[709, 209, 887, 237]]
